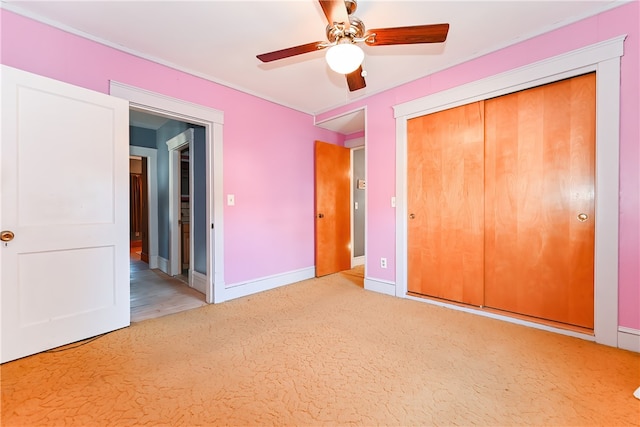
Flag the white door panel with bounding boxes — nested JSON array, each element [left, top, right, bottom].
[[1, 65, 130, 363], [18, 86, 115, 226]]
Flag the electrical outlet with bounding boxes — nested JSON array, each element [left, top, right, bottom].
[[380, 258, 387, 269]]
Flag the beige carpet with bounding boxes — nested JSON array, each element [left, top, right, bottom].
[[2, 270, 639, 426]]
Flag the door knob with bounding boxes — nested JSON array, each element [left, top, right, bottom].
[[409, 213, 415, 219], [317, 213, 324, 219], [577, 213, 588, 222], [1, 230, 15, 242]]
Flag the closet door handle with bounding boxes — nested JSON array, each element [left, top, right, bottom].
[[577, 213, 588, 222], [409, 213, 415, 220]]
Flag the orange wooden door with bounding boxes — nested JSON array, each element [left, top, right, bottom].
[[407, 101, 485, 305], [484, 73, 596, 328], [315, 141, 351, 277]]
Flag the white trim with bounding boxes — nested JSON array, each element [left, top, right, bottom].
[[314, 105, 367, 128], [394, 116, 408, 300], [350, 146, 366, 265], [129, 146, 159, 269], [352, 256, 365, 267], [191, 270, 208, 295], [345, 137, 365, 149], [157, 256, 170, 275], [110, 81, 225, 304], [393, 36, 626, 348], [364, 278, 396, 297], [166, 128, 193, 151], [405, 294, 597, 343], [166, 128, 194, 279], [222, 267, 315, 302], [111, 83, 224, 125], [363, 107, 368, 281], [350, 148, 354, 264], [394, 36, 625, 119], [150, 255, 162, 271], [618, 327, 640, 353], [211, 115, 225, 303]]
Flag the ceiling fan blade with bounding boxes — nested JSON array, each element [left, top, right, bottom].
[[366, 23, 449, 46], [346, 66, 366, 92], [318, 0, 350, 29], [257, 41, 326, 63]]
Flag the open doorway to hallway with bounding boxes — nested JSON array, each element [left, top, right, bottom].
[[128, 110, 206, 322]]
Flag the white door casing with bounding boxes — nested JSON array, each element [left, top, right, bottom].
[[167, 129, 194, 279], [110, 81, 224, 304], [394, 36, 624, 347], [1, 65, 130, 363]]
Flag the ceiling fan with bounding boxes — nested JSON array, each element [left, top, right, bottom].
[[256, 0, 449, 92]]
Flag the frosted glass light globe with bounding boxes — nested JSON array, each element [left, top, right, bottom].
[[325, 43, 364, 74]]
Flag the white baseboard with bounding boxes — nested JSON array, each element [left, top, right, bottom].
[[191, 270, 207, 295], [618, 327, 640, 352], [364, 277, 396, 296], [223, 267, 315, 302], [156, 256, 169, 275], [403, 292, 600, 343], [352, 256, 365, 267], [149, 255, 159, 270]]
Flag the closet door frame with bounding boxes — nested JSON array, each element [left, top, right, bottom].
[[394, 36, 625, 348]]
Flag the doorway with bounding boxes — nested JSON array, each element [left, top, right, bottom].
[[128, 115, 205, 321], [130, 143, 160, 269], [313, 140, 367, 277], [179, 146, 190, 279], [129, 155, 148, 264], [111, 80, 225, 304], [351, 146, 365, 267], [314, 108, 367, 276]]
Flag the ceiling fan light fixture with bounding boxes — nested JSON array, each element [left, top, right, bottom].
[[325, 41, 364, 74]]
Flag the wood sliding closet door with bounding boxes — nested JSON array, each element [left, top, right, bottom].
[[407, 101, 485, 305], [484, 73, 596, 328]]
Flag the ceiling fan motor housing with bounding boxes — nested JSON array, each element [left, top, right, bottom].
[[326, 15, 365, 43]]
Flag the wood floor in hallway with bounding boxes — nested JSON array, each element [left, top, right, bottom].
[[130, 249, 206, 322]]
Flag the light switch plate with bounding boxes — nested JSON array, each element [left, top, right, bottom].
[[227, 194, 235, 206]]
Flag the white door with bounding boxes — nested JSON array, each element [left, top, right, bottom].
[[1, 66, 130, 363]]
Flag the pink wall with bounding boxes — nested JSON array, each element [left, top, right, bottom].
[[345, 130, 365, 140], [317, 2, 640, 330], [1, 5, 638, 329], [0, 9, 343, 285]]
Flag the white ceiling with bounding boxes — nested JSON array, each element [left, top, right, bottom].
[[3, 0, 624, 133], [129, 109, 170, 130]]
